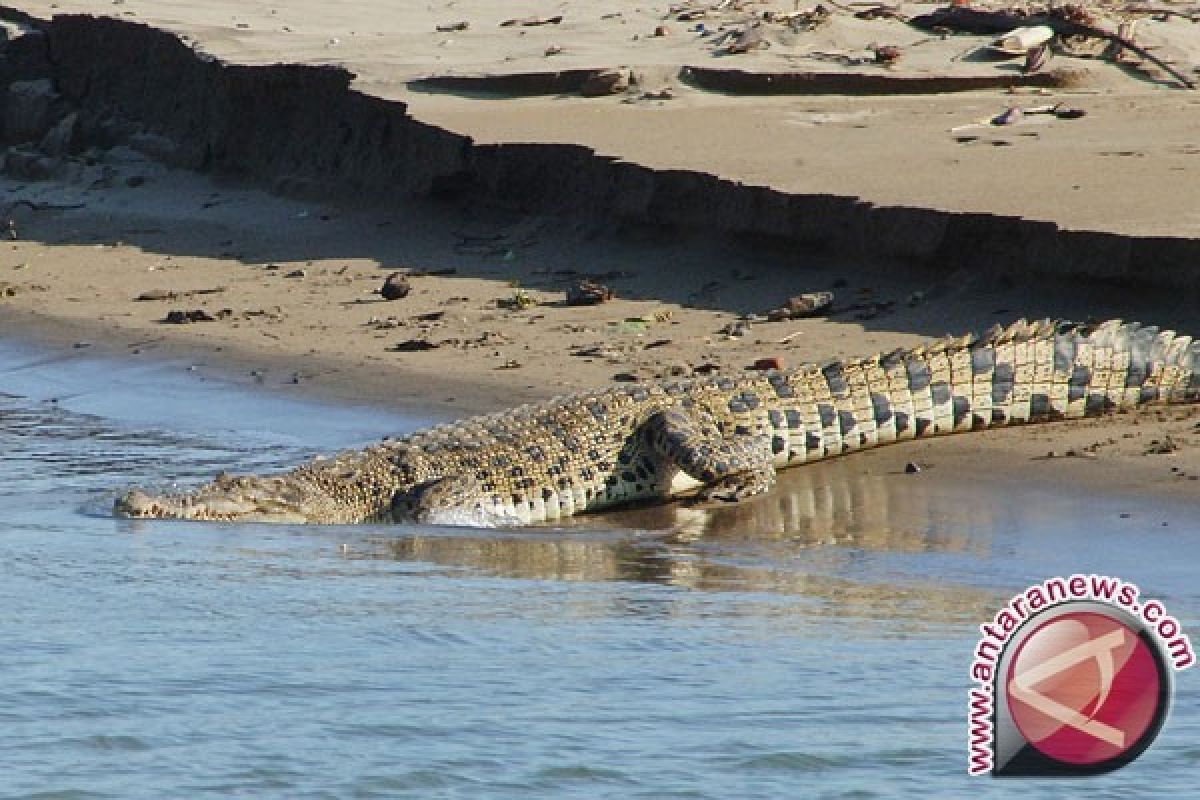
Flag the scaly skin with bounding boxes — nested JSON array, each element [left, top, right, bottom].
[[114, 319, 1200, 525]]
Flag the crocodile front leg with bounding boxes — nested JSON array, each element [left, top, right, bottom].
[[646, 409, 776, 503], [392, 474, 486, 523]]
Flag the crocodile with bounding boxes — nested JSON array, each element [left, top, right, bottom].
[[114, 319, 1199, 526]]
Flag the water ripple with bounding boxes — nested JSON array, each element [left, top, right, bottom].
[[724, 751, 852, 773]]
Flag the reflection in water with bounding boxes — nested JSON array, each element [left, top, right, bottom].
[[592, 457, 996, 550], [352, 459, 1009, 628]]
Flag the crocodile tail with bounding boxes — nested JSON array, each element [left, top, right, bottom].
[[829, 319, 1200, 456], [767, 318, 1200, 469], [921, 318, 1200, 435]]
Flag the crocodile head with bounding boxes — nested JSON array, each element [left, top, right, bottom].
[[114, 446, 436, 524], [114, 472, 350, 524]]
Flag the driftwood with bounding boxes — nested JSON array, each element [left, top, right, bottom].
[[1123, 6, 1200, 22], [910, 7, 1196, 89], [911, 8, 1048, 34]]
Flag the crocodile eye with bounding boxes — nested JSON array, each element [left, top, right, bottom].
[[388, 455, 420, 481]]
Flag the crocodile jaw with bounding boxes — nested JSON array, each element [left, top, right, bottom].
[[114, 488, 315, 524]]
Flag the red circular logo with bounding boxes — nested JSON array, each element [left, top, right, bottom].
[[1006, 611, 1163, 766]]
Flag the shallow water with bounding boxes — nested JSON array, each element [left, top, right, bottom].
[[1, 341, 1198, 798]]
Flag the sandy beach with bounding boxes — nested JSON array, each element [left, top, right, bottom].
[[1, 0, 1199, 501]]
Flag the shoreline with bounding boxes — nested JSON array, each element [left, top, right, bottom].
[[7, 302, 1200, 511]]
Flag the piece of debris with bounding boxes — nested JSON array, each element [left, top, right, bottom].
[[854, 5, 905, 22], [608, 318, 648, 335], [581, 69, 629, 97], [440, 330, 512, 350], [954, 102, 1086, 133], [904, 461, 922, 474], [1115, 19, 1138, 65], [639, 87, 674, 101], [436, 21, 469, 32], [501, 15, 562, 27], [718, 320, 751, 338], [613, 371, 640, 382], [765, 291, 834, 321], [772, 6, 833, 31], [497, 359, 523, 369], [391, 339, 439, 352], [571, 345, 621, 359], [752, 357, 785, 371], [872, 44, 903, 65], [992, 25, 1055, 56], [366, 315, 402, 330], [911, 5, 1195, 89], [163, 309, 216, 324], [380, 272, 411, 300], [284, 269, 306, 279], [654, 25, 670, 37], [566, 280, 614, 306], [992, 107, 1023, 126], [1024, 43, 1050, 74], [723, 24, 768, 55], [1056, 31, 1109, 59], [544, 44, 563, 56], [1145, 436, 1180, 455], [242, 307, 284, 321], [498, 289, 537, 310], [1023, 103, 1085, 120]]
